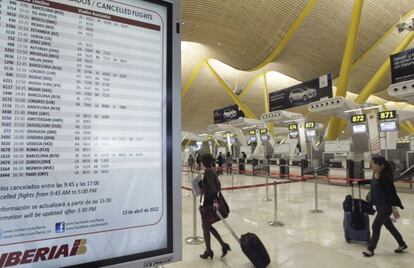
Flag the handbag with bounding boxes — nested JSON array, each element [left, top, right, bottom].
[[199, 192, 230, 226], [191, 175, 202, 196]]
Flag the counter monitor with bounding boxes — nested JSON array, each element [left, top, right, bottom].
[[289, 131, 299, 139], [379, 121, 398, 132], [352, 124, 367, 134], [305, 129, 316, 138]]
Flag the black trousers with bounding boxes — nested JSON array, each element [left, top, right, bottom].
[[368, 206, 405, 251]]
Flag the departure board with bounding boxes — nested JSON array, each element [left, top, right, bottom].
[[0, 0, 176, 267]]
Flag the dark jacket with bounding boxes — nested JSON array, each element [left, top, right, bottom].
[[201, 168, 220, 206], [361, 174, 404, 209]]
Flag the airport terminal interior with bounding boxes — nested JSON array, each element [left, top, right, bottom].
[[173, 0, 414, 267], [2, 0, 414, 267]]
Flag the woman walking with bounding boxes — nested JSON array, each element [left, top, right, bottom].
[[363, 156, 407, 257], [199, 153, 231, 259]]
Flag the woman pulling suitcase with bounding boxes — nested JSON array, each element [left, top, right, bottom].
[[362, 156, 407, 257], [198, 153, 231, 260]]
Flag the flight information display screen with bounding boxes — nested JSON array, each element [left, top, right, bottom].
[[0, 0, 175, 267]]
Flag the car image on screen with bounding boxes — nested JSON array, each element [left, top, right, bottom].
[[289, 87, 317, 103], [223, 109, 238, 119]]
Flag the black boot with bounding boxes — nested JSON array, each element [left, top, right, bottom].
[[199, 250, 214, 259], [221, 243, 231, 258]]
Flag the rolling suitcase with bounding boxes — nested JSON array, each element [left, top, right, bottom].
[[217, 211, 270, 268], [343, 183, 370, 243]]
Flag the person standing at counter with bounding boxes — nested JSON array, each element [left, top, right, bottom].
[[188, 154, 195, 172], [239, 151, 247, 174], [216, 152, 224, 175], [362, 156, 407, 257]]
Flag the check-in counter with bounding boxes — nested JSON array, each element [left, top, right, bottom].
[[245, 158, 256, 175], [361, 160, 373, 180], [269, 158, 288, 177], [232, 159, 239, 173], [288, 159, 308, 180], [328, 159, 354, 184]]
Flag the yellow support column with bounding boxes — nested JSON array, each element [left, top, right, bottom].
[[405, 121, 414, 133], [326, 0, 364, 140], [183, 139, 192, 148], [204, 61, 258, 119], [181, 60, 205, 98], [400, 122, 412, 134], [239, 73, 264, 97]]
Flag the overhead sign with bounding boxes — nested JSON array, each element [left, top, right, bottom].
[[0, 0, 179, 267], [249, 130, 257, 135], [304, 122, 315, 129], [378, 110, 397, 120], [390, 48, 414, 84], [288, 124, 298, 131], [259, 128, 268, 134], [269, 74, 333, 111], [351, 114, 366, 123], [213, 104, 239, 123]]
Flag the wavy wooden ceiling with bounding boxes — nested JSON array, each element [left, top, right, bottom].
[[181, 0, 414, 133]]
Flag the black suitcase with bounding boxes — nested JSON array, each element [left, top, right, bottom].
[[217, 211, 270, 268]]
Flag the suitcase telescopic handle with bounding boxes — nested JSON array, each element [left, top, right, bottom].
[[216, 210, 241, 244]]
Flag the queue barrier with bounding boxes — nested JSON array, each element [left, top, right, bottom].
[[181, 180, 294, 233]]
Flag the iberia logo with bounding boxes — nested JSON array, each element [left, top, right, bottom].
[[0, 239, 87, 267]]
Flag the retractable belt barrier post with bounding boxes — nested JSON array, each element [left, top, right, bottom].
[[184, 171, 192, 197], [263, 172, 272, 202], [185, 190, 204, 245], [268, 181, 284, 227], [231, 171, 235, 193], [310, 170, 324, 214]]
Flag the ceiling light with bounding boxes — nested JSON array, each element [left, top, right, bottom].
[[344, 105, 382, 113]]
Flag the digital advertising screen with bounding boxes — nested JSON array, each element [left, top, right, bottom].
[[352, 124, 367, 134], [0, 0, 180, 267], [379, 121, 398, 132]]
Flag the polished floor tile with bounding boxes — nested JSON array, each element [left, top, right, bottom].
[[167, 172, 414, 268]]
